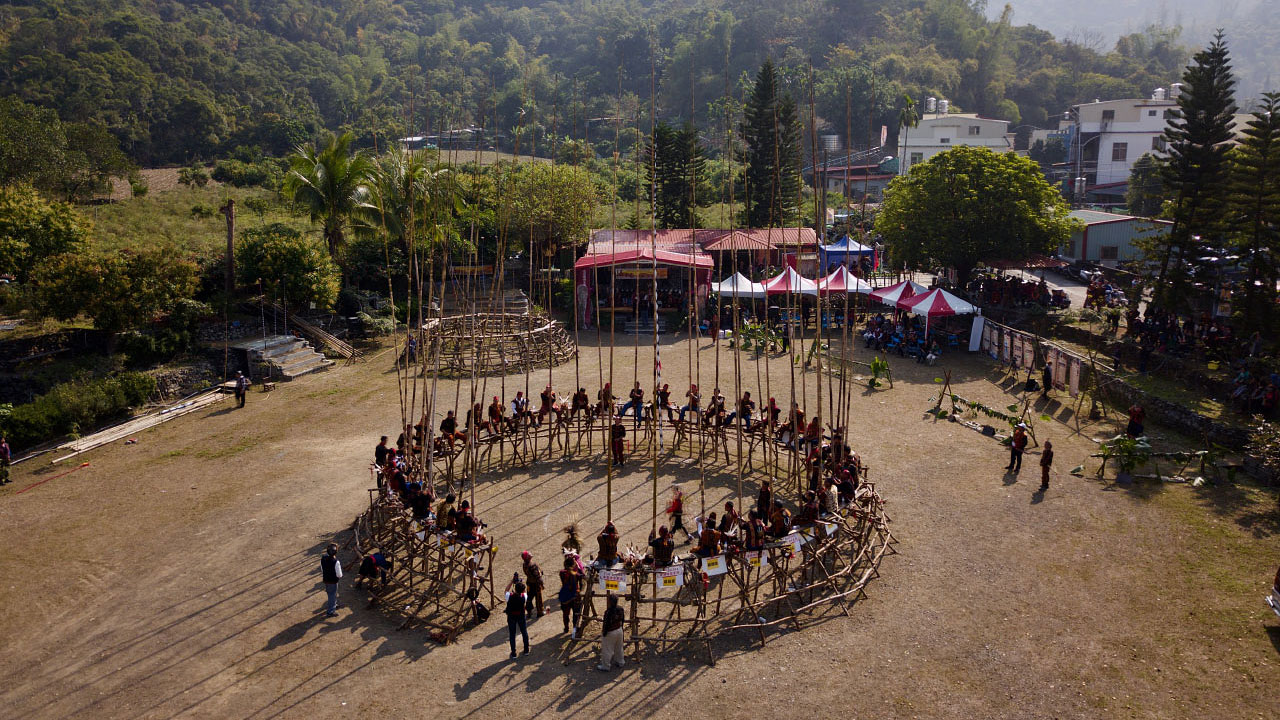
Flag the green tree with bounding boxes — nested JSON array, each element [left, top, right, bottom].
[[876, 146, 1076, 285], [236, 223, 341, 310], [0, 98, 132, 202], [1028, 137, 1067, 166], [0, 184, 88, 283], [647, 122, 707, 229], [283, 131, 376, 276], [507, 163, 597, 254], [1154, 31, 1238, 308], [741, 59, 802, 227], [1126, 153, 1167, 218], [30, 249, 198, 337], [1225, 93, 1280, 333]]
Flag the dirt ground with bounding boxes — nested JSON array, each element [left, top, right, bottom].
[[1, 331, 1277, 719]]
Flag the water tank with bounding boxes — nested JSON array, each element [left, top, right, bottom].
[[1153, 87, 1166, 101], [926, 97, 937, 113], [1169, 83, 1184, 99], [938, 99, 950, 115], [821, 134, 841, 153]]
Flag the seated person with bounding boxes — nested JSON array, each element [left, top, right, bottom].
[[694, 513, 721, 558], [743, 510, 766, 551], [836, 467, 858, 507], [620, 382, 645, 425], [510, 392, 532, 427], [768, 500, 792, 537], [819, 480, 838, 517], [487, 396, 506, 435], [647, 526, 676, 566], [656, 384, 674, 421], [595, 383, 614, 418], [439, 410, 465, 450], [570, 387, 591, 418], [596, 521, 620, 566], [795, 490, 821, 525], [436, 493, 457, 531], [454, 500, 484, 543], [536, 385, 558, 425], [678, 384, 701, 422], [724, 392, 755, 426]]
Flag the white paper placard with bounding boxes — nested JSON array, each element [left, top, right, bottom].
[[657, 566, 684, 588], [597, 569, 627, 593], [783, 532, 804, 553], [745, 550, 768, 568], [701, 555, 728, 576]]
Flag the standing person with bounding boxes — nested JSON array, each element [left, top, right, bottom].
[[374, 436, 389, 467], [503, 574, 530, 658], [234, 371, 249, 408], [521, 551, 545, 617], [320, 543, 342, 618], [610, 415, 627, 467], [756, 479, 773, 517], [0, 436, 10, 485], [1041, 362, 1053, 400], [596, 593, 626, 672], [1006, 424, 1028, 473], [1126, 404, 1145, 438], [665, 488, 690, 542], [1039, 440, 1054, 490], [557, 556, 584, 635]]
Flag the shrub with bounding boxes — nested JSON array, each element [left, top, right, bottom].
[[1, 372, 157, 450], [211, 158, 280, 189]]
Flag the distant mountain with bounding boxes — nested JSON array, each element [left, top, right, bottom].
[[994, 0, 1276, 97]]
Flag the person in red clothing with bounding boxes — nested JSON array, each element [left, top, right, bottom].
[[1039, 440, 1054, 489], [610, 415, 626, 467], [1006, 424, 1028, 473], [665, 488, 690, 542], [1126, 404, 1145, 438]]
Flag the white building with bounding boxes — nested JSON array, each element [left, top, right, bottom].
[[1062, 91, 1179, 202], [897, 113, 1012, 173]]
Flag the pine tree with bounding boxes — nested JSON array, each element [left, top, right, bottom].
[[647, 121, 706, 229], [741, 59, 802, 227], [1154, 31, 1237, 309], [1125, 153, 1167, 218], [1225, 92, 1280, 333]]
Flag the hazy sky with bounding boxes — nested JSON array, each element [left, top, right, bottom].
[[990, 0, 1262, 44]]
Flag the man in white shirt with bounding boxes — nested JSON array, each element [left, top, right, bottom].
[[320, 543, 342, 617]]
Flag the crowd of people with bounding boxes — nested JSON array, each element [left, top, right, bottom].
[[339, 385, 870, 671], [964, 273, 1069, 309]]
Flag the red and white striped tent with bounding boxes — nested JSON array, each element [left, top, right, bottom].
[[817, 265, 874, 295], [896, 287, 979, 335], [868, 279, 927, 307], [761, 266, 819, 297]]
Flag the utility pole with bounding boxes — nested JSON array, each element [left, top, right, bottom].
[[220, 199, 236, 294]]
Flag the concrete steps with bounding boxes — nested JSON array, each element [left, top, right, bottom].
[[234, 335, 334, 380]]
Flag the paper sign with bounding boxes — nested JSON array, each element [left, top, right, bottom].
[[658, 566, 684, 588], [598, 569, 627, 593], [702, 555, 728, 576], [783, 533, 804, 553], [745, 551, 768, 568], [822, 522, 837, 536]]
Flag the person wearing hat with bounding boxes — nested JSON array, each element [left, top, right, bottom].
[[596, 593, 626, 672], [1006, 424, 1029, 473], [521, 551, 545, 617]]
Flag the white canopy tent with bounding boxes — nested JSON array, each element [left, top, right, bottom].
[[710, 271, 768, 300]]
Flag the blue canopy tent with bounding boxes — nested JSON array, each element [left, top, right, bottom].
[[819, 236, 875, 272]]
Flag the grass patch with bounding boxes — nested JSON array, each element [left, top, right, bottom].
[[1123, 372, 1233, 425], [194, 438, 254, 460], [83, 185, 309, 258]]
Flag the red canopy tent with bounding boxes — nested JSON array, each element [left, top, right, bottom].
[[896, 287, 979, 335], [817, 265, 874, 295], [761, 266, 819, 296], [868, 279, 927, 307]]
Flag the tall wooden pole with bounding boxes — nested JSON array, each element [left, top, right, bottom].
[[220, 199, 235, 294]]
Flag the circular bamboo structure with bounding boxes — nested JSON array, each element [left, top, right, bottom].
[[424, 313, 577, 377]]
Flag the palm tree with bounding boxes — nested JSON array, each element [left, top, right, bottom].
[[283, 131, 376, 278], [359, 149, 467, 293], [897, 95, 919, 176]]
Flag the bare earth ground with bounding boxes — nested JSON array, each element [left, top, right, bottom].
[[1, 333, 1277, 719]]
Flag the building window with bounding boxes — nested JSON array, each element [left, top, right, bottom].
[[940, 137, 950, 144], [1100, 246, 1119, 260], [1102, 109, 1115, 121], [1152, 137, 1166, 151], [969, 125, 981, 136], [1148, 110, 1157, 117], [1111, 142, 1128, 162], [909, 152, 923, 165]]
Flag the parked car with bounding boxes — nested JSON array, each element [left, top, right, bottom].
[[1268, 564, 1280, 620]]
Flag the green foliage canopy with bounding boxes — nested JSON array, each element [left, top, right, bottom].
[[30, 248, 199, 335], [875, 146, 1076, 284], [0, 184, 88, 283], [236, 223, 341, 311]]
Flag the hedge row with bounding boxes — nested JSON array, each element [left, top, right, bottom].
[[1, 372, 156, 451]]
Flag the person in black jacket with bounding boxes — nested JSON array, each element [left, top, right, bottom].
[[504, 575, 530, 658], [320, 543, 342, 617]]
